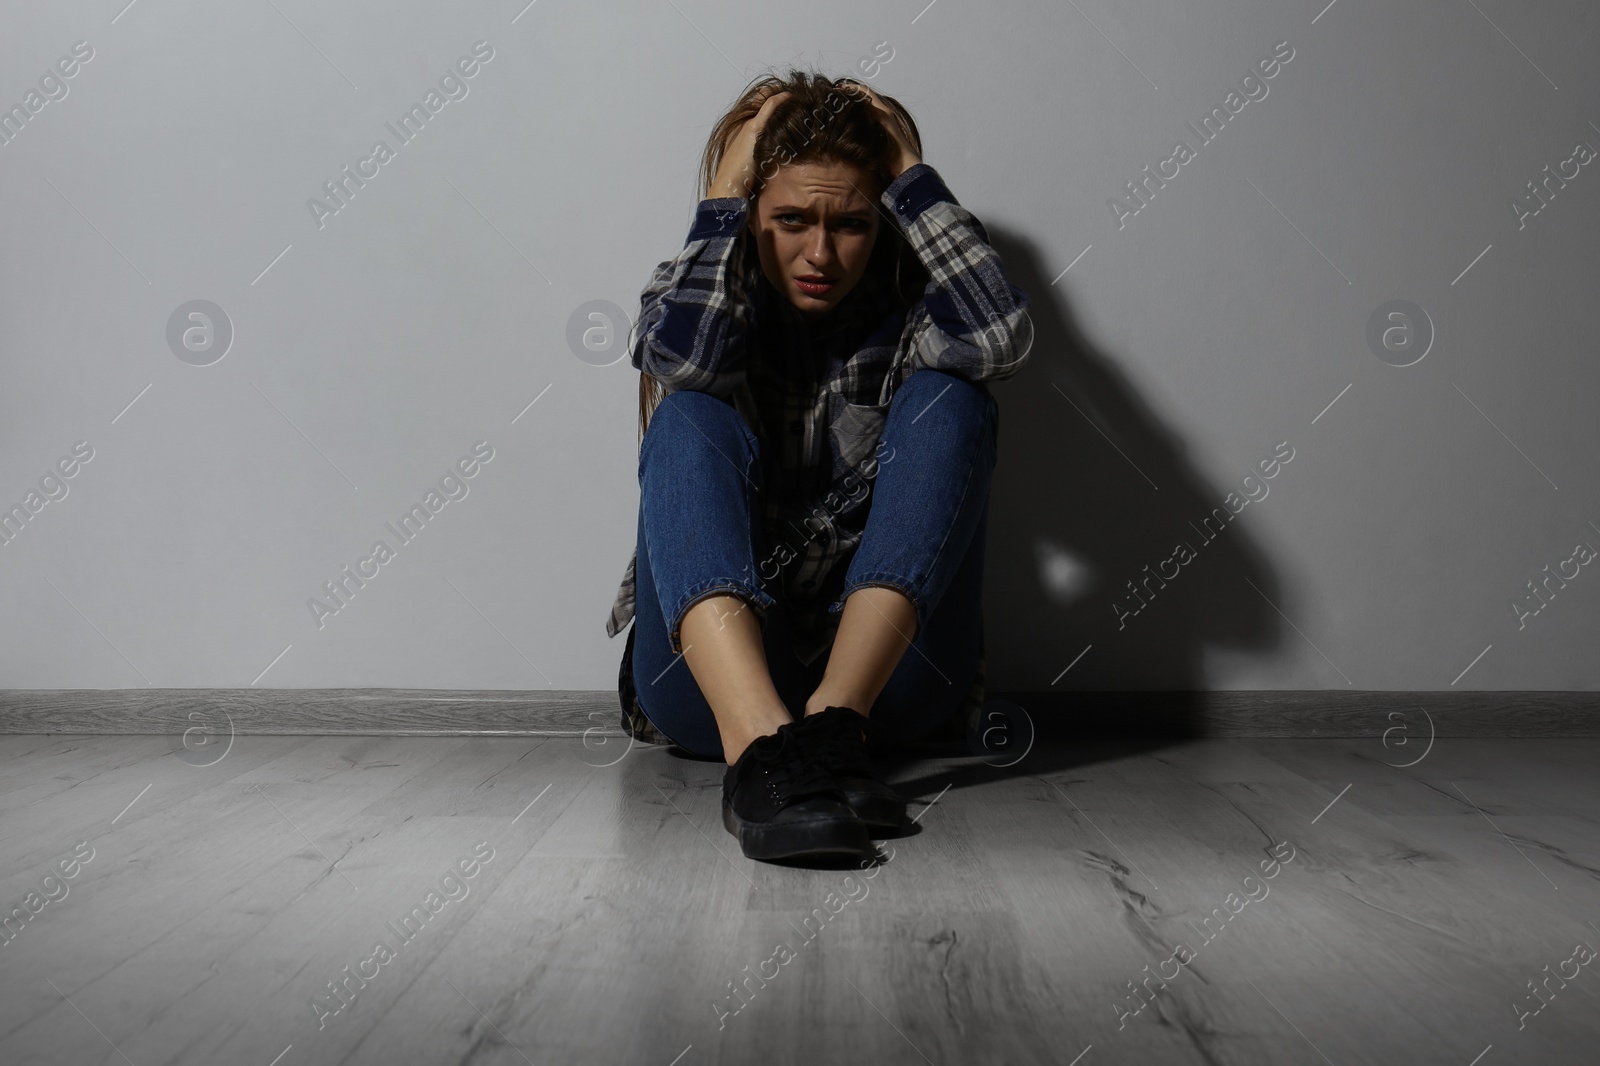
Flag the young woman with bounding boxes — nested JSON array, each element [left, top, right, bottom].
[[603, 71, 1032, 863]]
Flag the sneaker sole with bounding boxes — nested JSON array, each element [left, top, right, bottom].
[[722, 803, 871, 861]]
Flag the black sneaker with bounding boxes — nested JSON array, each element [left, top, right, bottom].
[[722, 724, 871, 862], [789, 706, 907, 831]]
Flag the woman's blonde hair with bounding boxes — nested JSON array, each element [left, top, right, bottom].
[[633, 69, 927, 446]]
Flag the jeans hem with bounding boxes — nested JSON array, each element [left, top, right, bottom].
[[827, 574, 927, 637], [667, 580, 779, 657]]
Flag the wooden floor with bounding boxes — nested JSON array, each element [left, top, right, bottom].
[[0, 725, 1596, 1065]]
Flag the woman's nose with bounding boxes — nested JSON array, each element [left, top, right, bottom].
[[806, 234, 836, 265]]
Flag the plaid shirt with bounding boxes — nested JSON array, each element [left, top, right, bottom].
[[606, 162, 1031, 670]]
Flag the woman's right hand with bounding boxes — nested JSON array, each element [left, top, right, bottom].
[[709, 89, 792, 200]]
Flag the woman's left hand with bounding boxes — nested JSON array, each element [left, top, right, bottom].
[[846, 81, 922, 178]]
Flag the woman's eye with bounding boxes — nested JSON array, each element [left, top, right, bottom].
[[776, 215, 866, 230]]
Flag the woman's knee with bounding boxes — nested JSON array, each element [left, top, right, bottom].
[[640, 390, 758, 475], [893, 369, 996, 420], [888, 370, 999, 456]]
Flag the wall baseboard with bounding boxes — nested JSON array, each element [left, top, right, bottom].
[[0, 689, 1594, 737]]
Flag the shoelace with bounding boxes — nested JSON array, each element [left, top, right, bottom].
[[796, 710, 872, 778], [751, 730, 839, 803]]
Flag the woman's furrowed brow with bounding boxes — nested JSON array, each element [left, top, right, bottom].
[[768, 203, 873, 218]]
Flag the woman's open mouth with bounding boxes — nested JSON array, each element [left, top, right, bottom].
[[795, 276, 837, 297]]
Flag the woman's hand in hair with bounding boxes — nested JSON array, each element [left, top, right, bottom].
[[709, 89, 792, 200], [847, 82, 922, 179]]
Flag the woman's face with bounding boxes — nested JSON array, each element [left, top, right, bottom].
[[747, 160, 882, 317]]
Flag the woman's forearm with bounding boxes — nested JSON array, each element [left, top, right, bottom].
[[887, 163, 1032, 383]]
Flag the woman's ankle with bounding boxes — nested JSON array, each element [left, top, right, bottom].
[[720, 711, 794, 765]]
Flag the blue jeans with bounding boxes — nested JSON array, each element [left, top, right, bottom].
[[630, 368, 998, 759]]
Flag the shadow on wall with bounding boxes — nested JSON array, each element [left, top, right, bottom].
[[982, 228, 1286, 695]]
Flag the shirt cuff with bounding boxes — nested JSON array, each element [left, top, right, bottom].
[[688, 196, 748, 242], [883, 163, 956, 222]]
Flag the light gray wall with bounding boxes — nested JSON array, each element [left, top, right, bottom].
[[2, 0, 1596, 692]]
